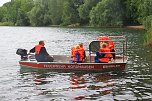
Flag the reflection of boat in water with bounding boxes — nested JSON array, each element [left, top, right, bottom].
[[19, 65, 127, 100], [69, 72, 124, 100], [70, 74, 87, 89], [17, 36, 128, 72]]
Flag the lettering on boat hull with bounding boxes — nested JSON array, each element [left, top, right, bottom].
[[67, 65, 94, 69], [44, 64, 66, 68], [103, 64, 122, 69], [43, 64, 95, 69]]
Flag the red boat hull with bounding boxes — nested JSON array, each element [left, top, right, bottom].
[[19, 61, 126, 72]]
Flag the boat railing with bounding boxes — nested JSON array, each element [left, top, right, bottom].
[[89, 36, 127, 63]]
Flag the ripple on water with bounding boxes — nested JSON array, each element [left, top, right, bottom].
[[0, 27, 152, 101]]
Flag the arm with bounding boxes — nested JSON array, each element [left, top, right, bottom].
[[30, 47, 35, 53], [96, 51, 105, 58], [75, 52, 80, 62], [83, 51, 86, 59], [99, 52, 105, 58]]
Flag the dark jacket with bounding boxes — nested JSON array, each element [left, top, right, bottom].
[[30, 47, 49, 56], [30, 47, 53, 62]]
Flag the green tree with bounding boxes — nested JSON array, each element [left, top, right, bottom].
[[0, 7, 5, 22], [16, 0, 34, 26], [89, 0, 124, 27], [2, 2, 18, 25], [28, 0, 51, 26], [137, 0, 152, 23], [48, 0, 63, 25], [62, 0, 84, 26], [124, 0, 152, 25], [78, 0, 101, 24], [143, 15, 152, 45], [124, 0, 139, 25], [0, 0, 34, 25]]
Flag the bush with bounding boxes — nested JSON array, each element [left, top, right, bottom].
[[89, 0, 124, 27], [0, 22, 14, 26], [143, 15, 152, 45], [143, 15, 152, 30]]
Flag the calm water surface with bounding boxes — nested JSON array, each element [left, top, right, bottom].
[[0, 26, 152, 101]]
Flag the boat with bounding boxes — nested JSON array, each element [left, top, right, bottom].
[[17, 36, 128, 72]]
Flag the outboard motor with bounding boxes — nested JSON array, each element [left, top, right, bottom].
[[16, 49, 28, 60]]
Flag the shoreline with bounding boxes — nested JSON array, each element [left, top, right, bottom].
[[0, 24, 145, 29], [126, 25, 144, 29]]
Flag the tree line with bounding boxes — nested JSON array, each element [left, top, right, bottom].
[[0, 0, 152, 44]]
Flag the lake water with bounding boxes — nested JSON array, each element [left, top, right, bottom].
[[0, 26, 151, 101]]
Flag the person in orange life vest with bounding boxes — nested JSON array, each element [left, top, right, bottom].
[[79, 43, 86, 62], [98, 36, 115, 59], [29, 41, 54, 62], [70, 46, 76, 62], [95, 43, 112, 63], [70, 45, 83, 63], [104, 38, 115, 60], [98, 36, 109, 41]]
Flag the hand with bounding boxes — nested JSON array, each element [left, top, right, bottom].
[[27, 52, 31, 55], [49, 55, 53, 58]]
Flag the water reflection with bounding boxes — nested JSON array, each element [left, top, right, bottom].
[[19, 67, 130, 100], [70, 74, 87, 89]]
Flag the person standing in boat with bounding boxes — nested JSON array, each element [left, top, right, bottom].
[[98, 36, 115, 59], [29, 40, 54, 62]]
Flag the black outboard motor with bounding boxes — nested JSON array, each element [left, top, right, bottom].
[[16, 49, 28, 60]]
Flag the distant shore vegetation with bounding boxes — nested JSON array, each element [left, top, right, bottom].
[[0, 0, 152, 45]]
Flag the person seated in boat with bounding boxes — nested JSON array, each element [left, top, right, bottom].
[[98, 36, 115, 59], [79, 43, 86, 62], [71, 44, 84, 63], [95, 43, 113, 63], [29, 40, 54, 62]]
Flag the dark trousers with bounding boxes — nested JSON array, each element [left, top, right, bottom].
[[94, 52, 109, 63], [111, 49, 115, 59], [94, 52, 104, 63], [35, 54, 54, 62]]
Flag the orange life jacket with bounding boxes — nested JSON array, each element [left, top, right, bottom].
[[98, 36, 109, 41], [98, 36, 114, 50], [71, 47, 76, 61], [71, 48, 78, 62], [107, 37, 114, 50], [77, 48, 84, 61], [99, 48, 112, 63], [35, 45, 43, 54], [71, 48, 84, 62], [71, 47, 75, 57]]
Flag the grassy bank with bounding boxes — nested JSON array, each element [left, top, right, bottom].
[[0, 22, 14, 26]]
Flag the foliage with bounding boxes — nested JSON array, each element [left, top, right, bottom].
[[143, 15, 152, 45], [28, 0, 51, 26], [16, 0, 34, 26], [0, 0, 151, 28], [61, 0, 84, 26], [78, 0, 101, 24], [137, 0, 152, 23], [0, 0, 34, 26], [48, 0, 63, 25], [0, 22, 14, 26], [89, 0, 124, 27], [1, 0, 152, 45], [143, 15, 152, 31]]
